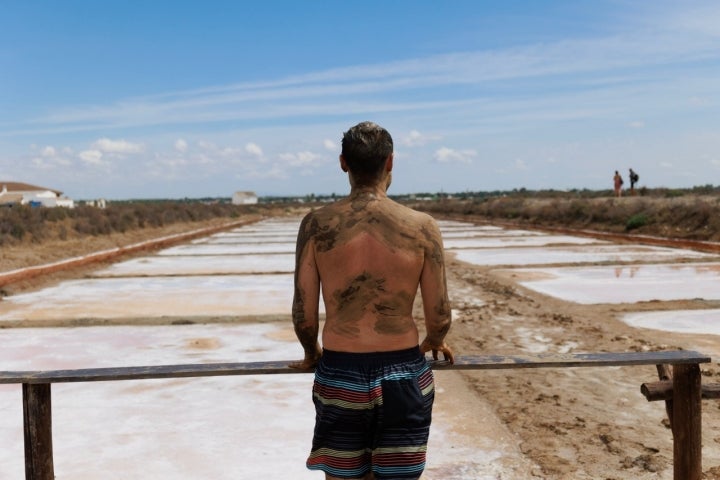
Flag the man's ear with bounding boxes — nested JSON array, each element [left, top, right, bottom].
[[340, 155, 348, 172], [385, 153, 394, 172]]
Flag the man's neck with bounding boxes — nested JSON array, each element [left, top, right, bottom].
[[348, 185, 387, 200]]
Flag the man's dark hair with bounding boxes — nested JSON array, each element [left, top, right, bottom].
[[341, 121, 393, 185]]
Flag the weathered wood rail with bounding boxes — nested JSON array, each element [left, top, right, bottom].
[[0, 350, 713, 480]]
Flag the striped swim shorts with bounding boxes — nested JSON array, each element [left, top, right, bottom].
[[306, 346, 435, 480]]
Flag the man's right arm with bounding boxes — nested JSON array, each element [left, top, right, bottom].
[[418, 217, 454, 363], [290, 213, 322, 370]]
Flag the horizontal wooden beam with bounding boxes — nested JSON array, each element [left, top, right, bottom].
[[0, 350, 710, 385], [642, 380, 720, 401], [439, 351, 711, 370]]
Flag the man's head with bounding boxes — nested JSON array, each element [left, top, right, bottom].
[[341, 121, 393, 187]]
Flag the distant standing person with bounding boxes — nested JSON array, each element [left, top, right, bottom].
[[290, 121, 454, 480], [629, 168, 639, 195], [613, 170, 624, 197]]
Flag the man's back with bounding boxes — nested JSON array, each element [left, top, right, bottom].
[[297, 192, 442, 353]]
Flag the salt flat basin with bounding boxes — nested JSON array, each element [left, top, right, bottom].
[[441, 229, 545, 238], [158, 242, 296, 255], [437, 221, 501, 230], [502, 263, 720, 304], [0, 323, 315, 479], [207, 228, 299, 237], [444, 234, 607, 249], [623, 309, 720, 336], [92, 253, 295, 277], [193, 235, 297, 244], [0, 274, 303, 323], [0, 323, 537, 479], [233, 219, 300, 231], [191, 226, 298, 244], [452, 244, 715, 267]]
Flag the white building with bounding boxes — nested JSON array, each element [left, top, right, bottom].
[[232, 191, 258, 205], [0, 182, 75, 208]]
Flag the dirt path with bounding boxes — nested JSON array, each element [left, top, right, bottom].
[[442, 253, 720, 479]]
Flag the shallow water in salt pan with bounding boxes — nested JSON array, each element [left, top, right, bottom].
[[451, 244, 715, 267], [623, 309, 720, 336], [505, 263, 720, 304]]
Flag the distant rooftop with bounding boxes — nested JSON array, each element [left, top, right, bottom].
[[0, 181, 63, 196]]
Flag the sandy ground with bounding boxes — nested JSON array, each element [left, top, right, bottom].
[[3, 217, 720, 479], [440, 253, 720, 479]]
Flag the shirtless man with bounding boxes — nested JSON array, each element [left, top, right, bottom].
[[290, 121, 453, 480]]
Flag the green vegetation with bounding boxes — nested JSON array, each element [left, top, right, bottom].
[[0, 200, 264, 247], [409, 186, 720, 242], [3, 186, 719, 248], [625, 214, 648, 231]]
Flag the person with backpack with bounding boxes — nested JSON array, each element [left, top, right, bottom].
[[629, 168, 639, 195]]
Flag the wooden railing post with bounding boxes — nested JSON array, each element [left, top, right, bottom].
[[672, 363, 702, 480], [22, 383, 54, 480], [656, 364, 674, 430]]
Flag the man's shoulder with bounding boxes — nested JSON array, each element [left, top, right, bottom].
[[389, 201, 436, 224], [303, 201, 345, 219], [299, 202, 344, 228]]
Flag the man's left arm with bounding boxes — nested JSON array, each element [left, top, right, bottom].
[[290, 214, 322, 369]]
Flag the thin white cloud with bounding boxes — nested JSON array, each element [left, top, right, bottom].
[[433, 147, 476, 164], [31, 157, 51, 169], [278, 151, 324, 167], [323, 139, 336, 151], [245, 142, 263, 157], [174, 139, 188, 153], [244, 164, 287, 180], [41, 146, 56, 157], [220, 147, 243, 157], [93, 138, 144, 154], [401, 130, 440, 147], [30, 145, 73, 168], [79, 150, 104, 165]]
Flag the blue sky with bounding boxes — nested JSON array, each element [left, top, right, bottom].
[[1, 1, 719, 200]]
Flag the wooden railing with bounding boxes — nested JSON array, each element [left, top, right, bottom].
[[1, 350, 714, 480]]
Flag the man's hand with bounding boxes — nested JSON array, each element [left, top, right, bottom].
[[289, 348, 322, 370], [420, 338, 455, 364]]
